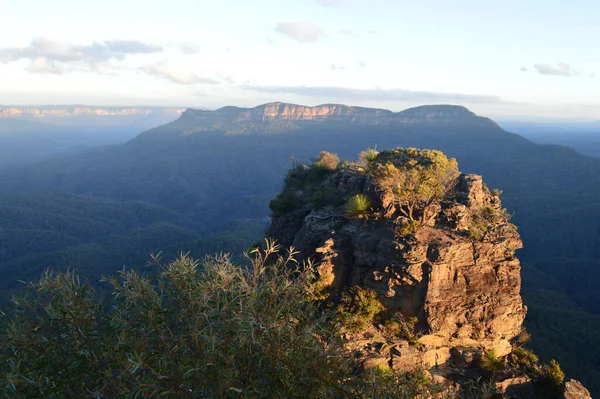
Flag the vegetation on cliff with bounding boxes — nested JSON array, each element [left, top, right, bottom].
[[0, 243, 446, 398]]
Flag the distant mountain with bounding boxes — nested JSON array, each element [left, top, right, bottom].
[[0, 106, 185, 168], [0, 105, 185, 128], [1, 101, 600, 393], [498, 120, 600, 158]]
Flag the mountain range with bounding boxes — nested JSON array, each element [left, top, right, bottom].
[[0, 102, 599, 393]]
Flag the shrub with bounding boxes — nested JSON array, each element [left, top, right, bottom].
[[544, 359, 565, 387], [310, 188, 345, 210], [383, 315, 420, 346], [0, 245, 349, 398], [344, 194, 372, 218], [369, 148, 460, 223], [513, 347, 539, 365], [0, 245, 449, 399], [338, 287, 385, 331], [269, 191, 302, 216], [314, 151, 340, 171], [480, 349, 505, 372], [359, 148, 379, 166], [398, 220, 420, 236]]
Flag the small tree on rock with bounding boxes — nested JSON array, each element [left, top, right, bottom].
[[369, 148, 460, 224]]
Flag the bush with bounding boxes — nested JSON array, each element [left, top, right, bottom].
[[338, 287, 385, 331], [0, 245, 449, 399], [545, 359, 565, 387], [310, 188, 345, 210], [269, 191, 302, 216], [383, 315, 420, 346], [513, 347, 539, 365], [344, 194, 372, 218], [314, 151, 340, 171], [359, 148, 379, 166], [480, 349, 505, 372], [0, 245, 347, 398], [398, 220, 420, 236]]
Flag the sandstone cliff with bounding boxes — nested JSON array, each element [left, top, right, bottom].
[[177, 102, 500, 134], [268, 149, 590, 398]]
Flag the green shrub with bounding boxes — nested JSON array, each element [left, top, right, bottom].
[[338, 287, 385, 331], [344, 194, 372, 218], [310, 188, 345, 210], [513, 347, 539, 365], [0, 244, 448, 399], [398, 220, 420, 236], [359, 148, 379, 165], [314, 151, 340, 171], [269, 191, 302, 216], [544, 359, 565, 387], [0, 245, 348, 398], [384, 316, 420, 346], [480, 349, 505, 372]]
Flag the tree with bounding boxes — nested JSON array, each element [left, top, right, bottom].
[[369, 148, 460, 223]]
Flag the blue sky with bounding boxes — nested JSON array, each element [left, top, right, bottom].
[[1, 0, 599, 119]]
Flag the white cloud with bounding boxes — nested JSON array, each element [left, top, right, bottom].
[[179, 43, 201, 54], [0, 38, 163, 73], [241, 85, 507, 104], [534, 63, 579, 77], [140, 63, 219, 85], [275, 21, 326, 43]]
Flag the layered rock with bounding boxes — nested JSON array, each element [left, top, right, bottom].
[[178, 102, 501, 134], [271, 168, 525, 352]]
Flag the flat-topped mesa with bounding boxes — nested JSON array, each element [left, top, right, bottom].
[[268, 148, 526, 374], [179, 102, 500, 132]]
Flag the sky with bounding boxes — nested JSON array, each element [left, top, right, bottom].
[[0, 0, 599, 120]]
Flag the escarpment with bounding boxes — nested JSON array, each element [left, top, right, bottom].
[[268, 148, 590, 397]]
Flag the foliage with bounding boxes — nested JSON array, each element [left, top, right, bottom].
[[512, 347, 539, 365], [0, 244, 458, 399], [313, 151, 340, 171], [310, 188, 345, 210], [479, 349, 505, 372], [338, 287, 385, 331], [383, 315, 420, 346], [269, 190, 302, 216], [397, 220, 420, 236], [369, 148, 460, 223], [358, 147, 379, 166], [0, 244, 348, 398], [544, 360, 565, 387], [344, 194, 372, 218]]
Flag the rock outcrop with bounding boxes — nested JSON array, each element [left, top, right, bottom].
[[268, 150, 590, 397]]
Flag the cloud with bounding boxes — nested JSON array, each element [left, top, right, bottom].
[[331, 64, 345, 71], [534, 63, 580, 77], [338, 29, 355, 36], [357, 61, 366, 68], [241, 85, 507, 104], [26, 57, 65, 74], [520, 66, 528, 72], [0, 38, 163, 73], [140, 63, 219, 85], [179, 43, 201, 54], [275, 21, 326, 43], [316, 0, 348, 6], [217, 73, 235, 84]]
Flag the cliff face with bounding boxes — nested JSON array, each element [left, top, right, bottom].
[[270, 169, 525, 362], [178, 102, 500, 134], [267, 151, 591, 396]]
